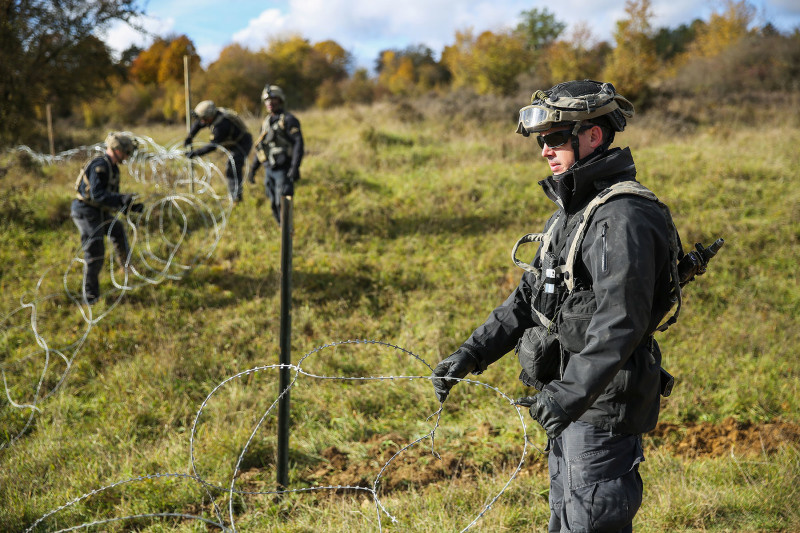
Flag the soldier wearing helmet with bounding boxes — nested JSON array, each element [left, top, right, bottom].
[[432, 80, 677, 532], [247, 85, 304, 225], [184, 100, 253, 202], [71, 132, 143, 304]]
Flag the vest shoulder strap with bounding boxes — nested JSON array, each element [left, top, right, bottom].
[[562, 180, 683, 332], [74, 154, 113, 206]]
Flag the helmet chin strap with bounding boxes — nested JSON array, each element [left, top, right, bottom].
[[570, 120, 583, 160]]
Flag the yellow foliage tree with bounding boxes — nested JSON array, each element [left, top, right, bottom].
[[312, 40, 351, 77], [377, 51, 416, 95], [601, 0, 658, 104], [442, 29, 532, 95], [157, 35, 201, 84], [130, 35, 200, 85], [682, 0, 755, 59], [546, 23, 605, 85], [441, 30, 475, 90]]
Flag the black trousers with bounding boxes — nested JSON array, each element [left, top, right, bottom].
[[71, 201, 130, 301]]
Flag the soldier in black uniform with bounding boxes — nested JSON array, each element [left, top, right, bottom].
[[185, 100, 253, 202], [246, 85, 304, 224], [71, 132, 143, 304], [432, 80, 677, 532]]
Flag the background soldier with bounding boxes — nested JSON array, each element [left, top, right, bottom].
[[247, 85, 304, 225], [432, 80, 677, 532], [71, 132, 143, 304], [185, 100, 253, 202]]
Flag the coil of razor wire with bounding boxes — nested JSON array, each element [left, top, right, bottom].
[[25, 339, 546, 532], [1, 136, 239, 448]]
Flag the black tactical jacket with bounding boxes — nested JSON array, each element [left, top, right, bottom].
[[189, 113, 252, 158], [461, 147, 672, 434], [73, 154, 127, 213]]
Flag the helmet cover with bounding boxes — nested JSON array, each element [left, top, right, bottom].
[[193, 100, 218, 120], [262, 85, 286, 102], [516, 80, 634, 136], [104, 132, 136, 156]]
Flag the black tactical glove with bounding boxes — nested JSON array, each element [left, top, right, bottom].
[[121, 194, 134, 213], [287, 167, 298, 182], [129, 202, 144, 213], [431, 349, 479, 402], [185, 150, 197, 159], [515, 391, 572, 440]]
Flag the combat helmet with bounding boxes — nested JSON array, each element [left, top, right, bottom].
[[261, 85, 286, 103], [193, 100, 218, 121], [516, 80, 634, 154], [104, 132, 136, 158]]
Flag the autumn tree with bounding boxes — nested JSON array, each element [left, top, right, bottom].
[[602, 0, 659, 105], [198, 44, 270, 115], [442, 29, 533, 95], [545, 23, 609, 86], [663, 2, 782, 97], [680, 0, 755, 60], [129, 35, 201, 85], [0, 0, 144, 146], [257, 35, 351, 108], [376, 45, 450, 95]]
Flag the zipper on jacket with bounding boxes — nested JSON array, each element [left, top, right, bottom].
[[601, 222, 609, 272]]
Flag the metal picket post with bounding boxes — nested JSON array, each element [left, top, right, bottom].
[[277, 194, 293, 491], [183, 55, 194, 194]]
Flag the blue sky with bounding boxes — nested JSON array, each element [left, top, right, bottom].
[[102, 0, 800, 71]]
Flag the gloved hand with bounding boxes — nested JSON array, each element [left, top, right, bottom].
[[287, 167, 298, 182], [431, 349, 478, 402], [515, 391, 572, 440], [185, 150, 197, 159], [183, 136, 192, 147], [121, 193, 134, 213], [129, 202, 144, 213]]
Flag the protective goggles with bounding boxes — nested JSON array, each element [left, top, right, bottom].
[[517, 105, 557, 135]]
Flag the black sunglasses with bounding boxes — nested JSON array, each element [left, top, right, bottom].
[[536, 125, 593, 149]]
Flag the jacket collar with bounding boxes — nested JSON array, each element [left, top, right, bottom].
[[539, 147, 637, 214]]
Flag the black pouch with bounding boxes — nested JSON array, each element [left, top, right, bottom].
[[557, 289, 596, 353], [532, 252, 566, 320], [271, 151, 288, 168], [516, 325, 561, 390]]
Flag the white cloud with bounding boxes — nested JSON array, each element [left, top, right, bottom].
[[232, 8, 291, 50], [101, 15, 175, 58], [229, 0, 534, 68]]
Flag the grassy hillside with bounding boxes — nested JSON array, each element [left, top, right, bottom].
[[1, 95, 799, 532]]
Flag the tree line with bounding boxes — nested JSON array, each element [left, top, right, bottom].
[[2, 0, 799, 147]]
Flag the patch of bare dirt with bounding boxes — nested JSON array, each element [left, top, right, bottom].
[[302, 424, 545, 493], [648, 417, 800, 458], [236, 419, 800, 495]]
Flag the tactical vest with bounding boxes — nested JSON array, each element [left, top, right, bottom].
[[211, 108, 249, 149], [255, 113, 294, 167], [511, 180, 683, 334], [74, 154, 118, 210]]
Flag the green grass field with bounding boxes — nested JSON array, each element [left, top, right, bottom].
[[1, 96, 798, 531]]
